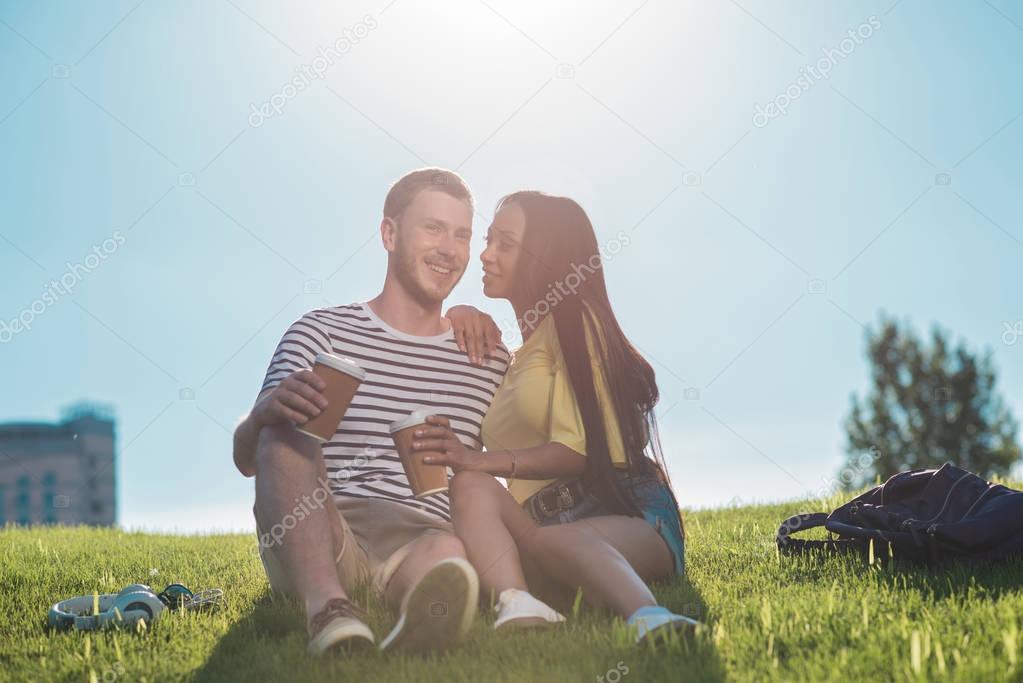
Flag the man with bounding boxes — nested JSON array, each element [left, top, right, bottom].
[[232, 168, 510, 655]]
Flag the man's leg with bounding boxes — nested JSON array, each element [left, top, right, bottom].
[[383, 532, 467, 607], [253, 423, 350, 619], [375, 528, 481, 651]]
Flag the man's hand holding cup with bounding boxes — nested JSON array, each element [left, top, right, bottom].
[[255, 354, 365, 442], [253, 370, 329, 428]]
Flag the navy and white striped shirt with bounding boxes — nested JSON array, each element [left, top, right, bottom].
[[259, 302, 510, 522]]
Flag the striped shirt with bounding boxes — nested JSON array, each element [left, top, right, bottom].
[[259, 302, 510, 522]]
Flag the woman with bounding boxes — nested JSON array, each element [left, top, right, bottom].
[[418, 191, 696, 645]]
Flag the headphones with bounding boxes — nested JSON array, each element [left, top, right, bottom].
[[48, 583, 223, 631]]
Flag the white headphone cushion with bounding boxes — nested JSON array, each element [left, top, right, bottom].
[[105, 591, 165, 626]]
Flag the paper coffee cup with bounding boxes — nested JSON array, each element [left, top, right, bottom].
[[389, 409, 449, 498], [296, 354, 365, 442]]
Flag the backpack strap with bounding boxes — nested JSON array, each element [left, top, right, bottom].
[[776, 513, 870, 556]]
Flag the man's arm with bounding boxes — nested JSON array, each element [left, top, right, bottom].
[[233, 391, 270, 478], [233, 371, 329, 478]]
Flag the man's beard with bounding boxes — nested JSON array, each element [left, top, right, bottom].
[[392, 235, 464, 308]]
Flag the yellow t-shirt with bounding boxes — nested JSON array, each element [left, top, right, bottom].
[[481, 314, 627, 503]]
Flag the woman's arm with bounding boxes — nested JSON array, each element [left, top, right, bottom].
[[460, 441, 587, 480], [412, 415, 586, 479], [444, 305, 502, 365]]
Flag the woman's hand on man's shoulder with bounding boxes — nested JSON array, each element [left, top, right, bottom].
[[444, 304, 503, 365]]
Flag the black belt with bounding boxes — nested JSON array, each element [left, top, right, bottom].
[[524, 478, 588, 522]]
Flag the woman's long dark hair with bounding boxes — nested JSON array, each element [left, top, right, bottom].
[[499, 191, 673, 517]]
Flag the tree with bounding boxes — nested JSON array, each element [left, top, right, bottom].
[[842, 316, 1020, 488]]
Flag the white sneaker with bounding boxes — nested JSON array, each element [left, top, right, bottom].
[[379, 557, 478, 651], [628, 606, 698, 645], [493, 588, 566, 630]]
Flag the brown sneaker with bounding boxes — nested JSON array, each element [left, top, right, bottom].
[[307, 597, 375, 656]]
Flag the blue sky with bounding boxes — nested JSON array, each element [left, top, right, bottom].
[[1, 0, 1020, 532]]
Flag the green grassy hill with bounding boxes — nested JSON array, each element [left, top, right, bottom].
[[2, 488, 1021, 683]]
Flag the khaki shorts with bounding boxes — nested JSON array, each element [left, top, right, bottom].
[[256, 496, 453, 599]]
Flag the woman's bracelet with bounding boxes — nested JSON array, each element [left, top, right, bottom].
[[506, 449, 517, 483]]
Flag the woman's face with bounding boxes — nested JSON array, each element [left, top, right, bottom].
[[480, 202, 527, 301]]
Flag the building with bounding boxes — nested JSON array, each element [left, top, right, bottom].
[[0, 402, 116, 526]]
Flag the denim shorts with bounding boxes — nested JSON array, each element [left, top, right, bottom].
[[528, 471, 686, 577]]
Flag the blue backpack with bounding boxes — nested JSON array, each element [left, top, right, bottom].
[[777, 463, 1023, 563]]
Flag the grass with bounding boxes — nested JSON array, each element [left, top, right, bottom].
[[2, 486, 1022, 683]]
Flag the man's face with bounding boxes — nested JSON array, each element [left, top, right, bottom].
[[388, 190, 473, 306]]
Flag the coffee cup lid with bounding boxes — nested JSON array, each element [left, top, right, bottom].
[[314, 353, 366, 380], [389, 409, 432, 434]]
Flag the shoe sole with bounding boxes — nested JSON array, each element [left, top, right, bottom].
[[494, 615, 561, 630], [379, 557, 478, 652], [307, 617, 375, 656]]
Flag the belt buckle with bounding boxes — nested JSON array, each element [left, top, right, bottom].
[[537, 492, 556, 518], [556, 484, 574, 510]]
